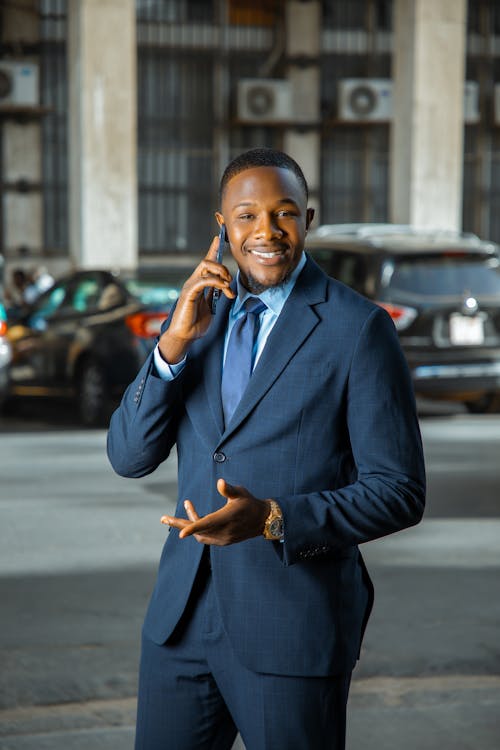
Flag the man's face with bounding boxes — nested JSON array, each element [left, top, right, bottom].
[[216, 166, 314, 294]]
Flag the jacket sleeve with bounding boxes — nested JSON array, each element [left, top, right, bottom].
[[106, 302, 186, 478], [106, 351, 184, 478], [277, 307, 426, 566]]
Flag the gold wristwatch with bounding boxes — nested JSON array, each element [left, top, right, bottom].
[[263, 500, 284, 540]]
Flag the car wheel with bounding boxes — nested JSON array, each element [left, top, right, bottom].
[[0, 396, 17, 416], [465, 393, 500, 414], [77, 360, 110, 427]]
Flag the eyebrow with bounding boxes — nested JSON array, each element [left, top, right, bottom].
[[232, 198, 301, 210]]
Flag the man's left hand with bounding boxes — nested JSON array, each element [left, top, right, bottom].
[[161, 478, 271, 546]]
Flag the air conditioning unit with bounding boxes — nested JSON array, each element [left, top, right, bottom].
[[463, 81, 479, 124], [338, 79, 392, 122], [237, 79, 292, 123], [338, 78, 479, 124], [0, 62, 39, 107]]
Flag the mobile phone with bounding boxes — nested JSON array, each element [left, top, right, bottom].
[[211, 224, 227, 315]]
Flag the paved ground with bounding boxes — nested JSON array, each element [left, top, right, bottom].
[[0, 407, 499, 749]]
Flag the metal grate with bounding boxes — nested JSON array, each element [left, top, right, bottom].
[[320, 0, 391, 225], [25, 0, 500, 262], [40, 0, 68, 256], [137, 50, 216, 254], [136, 0, 282, 255]]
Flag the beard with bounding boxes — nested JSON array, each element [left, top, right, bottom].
[[244, 268, 294, 295]]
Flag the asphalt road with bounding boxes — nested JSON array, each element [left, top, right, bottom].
[[0, 404, 499, 749]]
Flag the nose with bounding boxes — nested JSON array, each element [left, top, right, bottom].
[[254, 213, 283, 239]]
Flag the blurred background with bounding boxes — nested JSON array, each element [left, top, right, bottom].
[[0, 1, 499, 749], [0, 0, 499, 274]]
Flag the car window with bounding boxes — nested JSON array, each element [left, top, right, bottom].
[[335, 254, 366, 292], [308, 248, 336, 276], [31, 284, 68, 319], [26, 284, 68, 330], [27, 276, 105, 328], [72, 278, 102, 312], [97, 283, 127, 310], [123, 276, 185, 308], [308, 249, 367, 293], [384, 256, 500, 298]]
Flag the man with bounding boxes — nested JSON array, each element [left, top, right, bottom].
[[107, 148, 425, 749]]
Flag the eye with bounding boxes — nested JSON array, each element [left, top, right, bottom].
[[238, 213, 254, 221], [276, 209, 296, 218]]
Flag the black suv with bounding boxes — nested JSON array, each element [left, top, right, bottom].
[[306, 224, 500, 413]]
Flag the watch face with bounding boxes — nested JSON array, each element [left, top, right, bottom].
[[269, 518, 283, 538]]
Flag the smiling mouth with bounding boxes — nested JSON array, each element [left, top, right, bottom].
[[247, 247, 287, 259]]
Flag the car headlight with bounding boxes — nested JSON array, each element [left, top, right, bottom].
[[0, 339, 12, 367]]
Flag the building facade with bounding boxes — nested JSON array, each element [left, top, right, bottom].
[[1, 0, 499, 273]]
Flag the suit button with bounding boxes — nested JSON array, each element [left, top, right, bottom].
[[213, 452, 226, 463]]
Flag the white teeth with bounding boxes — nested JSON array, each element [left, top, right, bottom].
[[252, 250, 281, 258]]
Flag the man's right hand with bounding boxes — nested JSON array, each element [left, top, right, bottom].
[[157, 235, 235, 364]]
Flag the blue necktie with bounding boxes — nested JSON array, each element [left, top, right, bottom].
[[221, 297, 267, 426]]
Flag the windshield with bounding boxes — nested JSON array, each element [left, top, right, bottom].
[[382, 256, 500, 299], [123, 273, 187, 308]]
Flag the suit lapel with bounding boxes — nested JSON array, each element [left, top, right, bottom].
[[221, 258, 328, 440], [184, 258, 329, 446]]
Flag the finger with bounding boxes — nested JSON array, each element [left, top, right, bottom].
[[178, 505, 229, 538], [194, 276, 234, 301], [184, 500, 200, 522], [205, 234, 220, 261], [179, 522, 199, 539], [192, 534, 225, 546], [161, 515, 190, 530], [223, 285, 236, 300], [180, 526, 225, 543], [178, 515, 214, 538], [217, 478, 241, 500], [198, 259, 232, 283], [188, 276, 232, 299]]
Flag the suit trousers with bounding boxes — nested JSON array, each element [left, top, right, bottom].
[[135, 553, 352, 750]]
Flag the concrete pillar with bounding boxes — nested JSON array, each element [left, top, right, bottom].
[[0, 0, 42, 261], [390, 0, 467, 230], [68, 0, 137, 270], [283, 0, 321, 220], [3, 122, 42, 253]]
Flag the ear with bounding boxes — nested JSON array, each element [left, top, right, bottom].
[[305, 207, 315, 231]]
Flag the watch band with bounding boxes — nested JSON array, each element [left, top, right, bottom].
[[263, 500, 284, 540]]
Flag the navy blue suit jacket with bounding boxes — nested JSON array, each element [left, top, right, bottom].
[[107, 256, 425, 676]]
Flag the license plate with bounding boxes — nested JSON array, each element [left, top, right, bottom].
[[449, 314, 484, 345]]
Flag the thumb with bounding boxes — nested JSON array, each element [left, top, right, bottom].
[[217, 478, 240, 500]]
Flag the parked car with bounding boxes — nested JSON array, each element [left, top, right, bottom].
[[0, 298, 12, 408], [4, 266, 189, 425], [306, 224, 500, 413]]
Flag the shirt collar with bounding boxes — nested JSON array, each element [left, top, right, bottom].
[[233, 252, 307, 318]]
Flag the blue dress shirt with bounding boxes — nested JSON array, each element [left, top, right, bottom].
[[153, 252, 307, 380]]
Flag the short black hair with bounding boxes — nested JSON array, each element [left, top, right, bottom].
[[219, 147, 309, 203]]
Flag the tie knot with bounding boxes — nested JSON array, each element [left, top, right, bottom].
[[244, 297, 267, 316]]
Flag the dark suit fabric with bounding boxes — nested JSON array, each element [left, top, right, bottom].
[[108, 256, 425, 712], [135, 556, 351, 750]]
